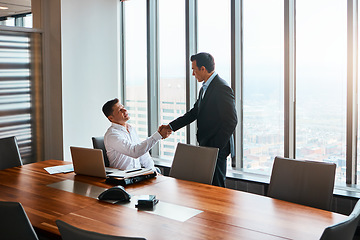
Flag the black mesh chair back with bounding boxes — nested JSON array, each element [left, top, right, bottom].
[[0, 136, 22, 170], [92, 136, 110, 167], [267, 156, 336, 210], [56, 220, 146, 240], [320, 200, 360, 240], [0, 201, 39, 240]]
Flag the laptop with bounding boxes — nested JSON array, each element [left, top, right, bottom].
[[70, 146, 154, 179]]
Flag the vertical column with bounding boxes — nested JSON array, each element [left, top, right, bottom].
[[284, 0, 296, 159], [31, 31, 44, 162], [231, 0, 242, 168], [147, 0, 160, 155], [186, 0, 198, 145], [32, 0, 64, 160], [119, 2, 125, 104], [346, 0, 358, 184]]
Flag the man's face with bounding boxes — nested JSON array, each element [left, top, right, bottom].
[[192, 60, 206, 83], [108, 102, 130, 126]]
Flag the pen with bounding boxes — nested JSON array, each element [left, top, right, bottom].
[[126, 168, 142, 173]]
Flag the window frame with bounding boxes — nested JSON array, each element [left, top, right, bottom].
[[119, 0, 359, 185]]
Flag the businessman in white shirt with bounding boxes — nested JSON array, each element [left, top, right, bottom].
[[102, 98, 171, 171]]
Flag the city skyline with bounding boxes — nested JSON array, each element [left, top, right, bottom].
[[125, 76, 351, 184]]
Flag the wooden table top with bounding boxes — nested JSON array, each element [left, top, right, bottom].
[[0, 160, 348, 240]]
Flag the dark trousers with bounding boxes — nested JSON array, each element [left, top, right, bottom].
[[212, 142, 230, 188]]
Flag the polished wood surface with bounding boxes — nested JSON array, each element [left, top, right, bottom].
[[0, 160, 348, 240]]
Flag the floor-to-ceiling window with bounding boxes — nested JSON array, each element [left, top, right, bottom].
[[296, 0, 347, 183], [198, 0, 231, 84], [242, 0, 284, 175], [124, 1, 148, 139], [197, 0, 232, 165], [120, 0, 359, 185], [158, 0, 186, 159]]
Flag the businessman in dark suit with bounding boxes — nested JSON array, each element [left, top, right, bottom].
[[167, 52, 238, 187]]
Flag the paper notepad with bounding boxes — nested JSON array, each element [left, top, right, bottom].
[[44, 164, 74, 174]]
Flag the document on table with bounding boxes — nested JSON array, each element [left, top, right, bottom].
[[107, 168, 154, 178], [44, 164, 74, 174]]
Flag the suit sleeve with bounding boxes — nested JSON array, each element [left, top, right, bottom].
[[208, 85, 237, 150], [169, 100, 198, 132]]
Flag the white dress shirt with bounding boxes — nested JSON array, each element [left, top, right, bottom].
[[104, 122, 161, 170], [201, 71, 217, 98]]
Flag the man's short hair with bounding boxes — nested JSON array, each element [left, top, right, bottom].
[[190, 52, 215, 73], [102, 98, 119, 118]]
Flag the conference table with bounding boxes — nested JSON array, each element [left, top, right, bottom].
[[0, 160, 348, 240]]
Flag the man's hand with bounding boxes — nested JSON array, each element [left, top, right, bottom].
[[158, 125, 172, 139]]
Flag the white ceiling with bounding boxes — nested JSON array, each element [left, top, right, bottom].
[[0, 0, 31, 18]]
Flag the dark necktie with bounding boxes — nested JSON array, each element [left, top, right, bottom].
[[198, 86, 204, 108]]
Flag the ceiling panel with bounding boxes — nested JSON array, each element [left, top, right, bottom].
[[0, 0, 31, 18]]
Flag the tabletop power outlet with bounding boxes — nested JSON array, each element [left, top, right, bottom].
[[135, 195, 159, 209]]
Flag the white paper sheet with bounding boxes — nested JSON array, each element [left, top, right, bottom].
[[44, 164, 74, 174]]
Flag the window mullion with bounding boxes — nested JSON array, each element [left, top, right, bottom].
[[284, 0, 296, 159], [147, 0, 160, 156], [346, 0, 358, 184], [186, 0, 197, 145], [119, 2, 125, 104], [231, 0, 243, 168]]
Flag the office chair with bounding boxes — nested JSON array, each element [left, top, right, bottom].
[[320, 199, 360, 240], [0, 201, 39, 240], [92, 136, 110, 167], [169, 143, 219, 185], [56, 220, 146, 240], [0, 136, 23, 170], [267, 156, 336, 210]]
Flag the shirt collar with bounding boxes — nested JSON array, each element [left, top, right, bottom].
[[203, 71, 217, 88], [111, 122, 130, 131]]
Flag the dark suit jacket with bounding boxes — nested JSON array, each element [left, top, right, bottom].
[[170, 74, 237, 152]]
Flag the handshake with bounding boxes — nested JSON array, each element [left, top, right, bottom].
[[158, 125, 172, 139]]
